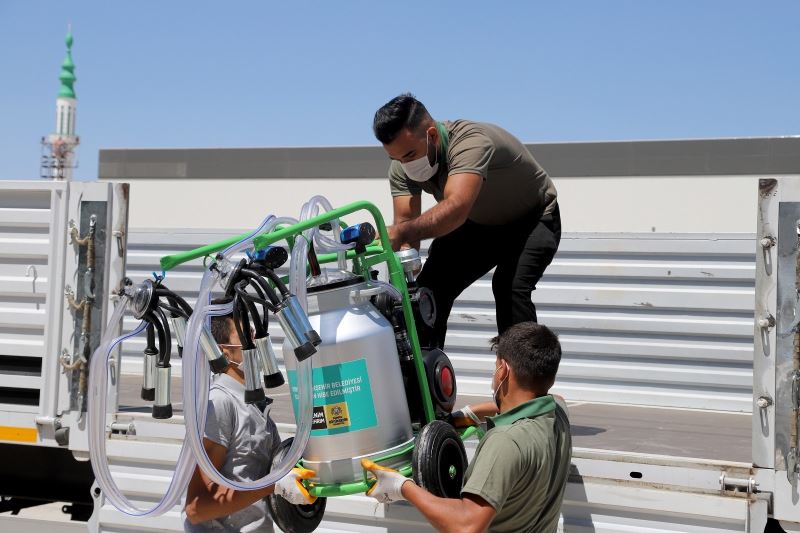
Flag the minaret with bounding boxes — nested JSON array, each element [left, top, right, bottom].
[[41, 26, 80, 180]]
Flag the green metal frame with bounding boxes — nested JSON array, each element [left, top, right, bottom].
[[159, 200, 481, 498]]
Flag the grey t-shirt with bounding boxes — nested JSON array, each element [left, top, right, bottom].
[[389, 120, 558, 225], [184, 373, 281, 533]]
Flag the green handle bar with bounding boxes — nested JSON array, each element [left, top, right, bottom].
[[159, 219, 350, 272], [316, 245, 383, 265], [251, 201, 388, 252], [307, 465, 413, 498], [160, 231, 251, 272]]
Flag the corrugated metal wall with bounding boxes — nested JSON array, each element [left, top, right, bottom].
[[121, 229, 755, 412], [0, 183, 56, 416]]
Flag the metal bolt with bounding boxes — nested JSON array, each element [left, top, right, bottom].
[[758, 315, 776, 329], [757, 396, 773, 409], [761, 236, 776, 249]]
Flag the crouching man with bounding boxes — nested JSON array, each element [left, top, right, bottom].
[[363, 322, 572, 533], [183, 298, 314, 532]]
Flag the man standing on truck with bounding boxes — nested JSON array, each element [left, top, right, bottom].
[[183, 298, 315, 532], [373, 94, 561, 348], [363, 322, 572, 532]]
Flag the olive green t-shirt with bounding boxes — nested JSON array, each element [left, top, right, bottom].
[[461, 395, 572, 533], [388, 120, 558, 225]]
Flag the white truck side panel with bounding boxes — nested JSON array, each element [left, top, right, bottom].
[[94, 422, 760, 533], [120, 230, 756, 412]]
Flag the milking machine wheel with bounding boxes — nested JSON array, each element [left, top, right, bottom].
[[412, 420, 468, 498], [267, 437, 326, 533]]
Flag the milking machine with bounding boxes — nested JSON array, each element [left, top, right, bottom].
[[158, 199, 470, 532], [88, 197, 472, 529]]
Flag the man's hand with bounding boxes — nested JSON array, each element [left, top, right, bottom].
[[392, 195, 422, 251], [447, 405, 482, 428], [275, 467, 317, 505], [386, 224, 410, 252], [361, 459, 410, 503]]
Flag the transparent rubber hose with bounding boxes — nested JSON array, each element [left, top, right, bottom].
[[88, 203, 325, 512], [88, 299, 196, 516], [182, 215, 314, 490], [300, 195, 354, 270], [367, 280, 403, 302]]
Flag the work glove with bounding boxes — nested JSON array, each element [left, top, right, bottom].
[[275, 467, 317, 505], [447, 404, 482, 428], [361, 459, 410, 504]]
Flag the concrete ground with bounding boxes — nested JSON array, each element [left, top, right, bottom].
[[118, 374, 752, 463]]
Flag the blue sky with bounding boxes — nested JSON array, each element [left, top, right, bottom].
[[1, 1, 798, 181]]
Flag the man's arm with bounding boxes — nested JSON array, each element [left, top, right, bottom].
[[466, 394, 568, 422], [184, 438, 273, 525], [401, 483, 496, 533], [388, 173, 482, 251], [467, 401, 499, 420], [392, 195, 422, 250]]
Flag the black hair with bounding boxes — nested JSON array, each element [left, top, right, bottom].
[[490, 322, 562, 390], [209, 297, 234, 345], [373, 93, 432, 144]]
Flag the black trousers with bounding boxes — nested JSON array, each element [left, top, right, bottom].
[[417, 203, 561, 348]]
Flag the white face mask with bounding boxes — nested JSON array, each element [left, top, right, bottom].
[[491, 361, 508, 410], [401, 132, 438, 182]]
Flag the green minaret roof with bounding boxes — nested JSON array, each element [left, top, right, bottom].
[[58, 29, 76, 99]]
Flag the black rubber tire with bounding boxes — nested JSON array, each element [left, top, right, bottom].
[[267, 438, 326, 533], [412, 420, 468, 498]]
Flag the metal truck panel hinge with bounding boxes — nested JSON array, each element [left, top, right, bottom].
[[757, 395, 773, 409], [758, 314, 776, 330], [34, 416, 60, 430], [113, 228, 125, 257], [110, 422, 135, 435], [789, 448, 799, 482], [719, 473, 758, 494], [792, 371, 800, 410]]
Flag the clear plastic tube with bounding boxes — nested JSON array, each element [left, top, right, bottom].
[[88, 300, 196, 516], [368, 280, 403, 302], [182, 215, 315, 491], [88, 213, 313, 515], [300, 195, 354, 270], [89, 201, 329, 513]]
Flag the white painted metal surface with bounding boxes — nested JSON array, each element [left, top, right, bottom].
[[120, 230, 756, 412], [0, 180, 128, 449], [0, 182, 63, 442], [94, 418, 760, 533]]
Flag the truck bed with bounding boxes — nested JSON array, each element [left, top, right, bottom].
[[118, 376, 752, 463]]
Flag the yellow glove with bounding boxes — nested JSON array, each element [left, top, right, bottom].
[[275, 467, 317, 505], [361, 459, 409, 503]]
